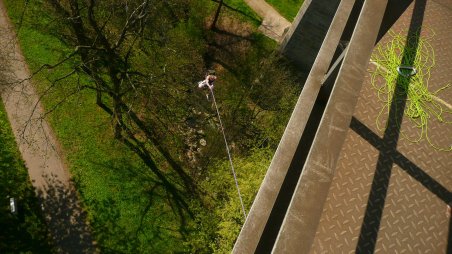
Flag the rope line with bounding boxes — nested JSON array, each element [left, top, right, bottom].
[[370, 29, 451, 151], [209, 87, 247, 221]]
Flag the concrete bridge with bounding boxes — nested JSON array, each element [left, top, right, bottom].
[[234, 0, 452, 253]]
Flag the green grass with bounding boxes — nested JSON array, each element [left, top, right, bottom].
[[0, 101, 52, 253], [192, 148, 272, 253], [225, 0, 262, 26], [265, 0, 304, 21], [5, 1, 188, 252], [4, 0, 298, 252]]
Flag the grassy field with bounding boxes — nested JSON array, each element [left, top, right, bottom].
[[3, 0, 266, 252], [4, 1, 188, 252], [0, 101, 52, 253], [226, 0, 263, 25], [4, 0, 297, 252], [265, 0, 304, 21]]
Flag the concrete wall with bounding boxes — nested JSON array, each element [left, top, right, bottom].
[[233, 0, 416, 253], [280, 0, 341, 72], [232, 1, 357, 253]]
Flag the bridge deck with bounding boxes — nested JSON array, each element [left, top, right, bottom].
[[311, 1, 452, 253]]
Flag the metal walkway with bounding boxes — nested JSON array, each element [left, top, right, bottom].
[[234, 0, 452, 253], [312, 1, 452, 253]]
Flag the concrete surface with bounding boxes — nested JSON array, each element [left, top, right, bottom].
[[280, 0, 341, 72], [233, 0, 357, 252], [235, 0, 451, 253], [243, 0, 291, 42]]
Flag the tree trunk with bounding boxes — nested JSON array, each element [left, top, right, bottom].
[[211, 0, 224, 30]]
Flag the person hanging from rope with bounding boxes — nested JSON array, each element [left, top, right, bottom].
[[200, 70, 247, 220], [198, 70, 217, 99]]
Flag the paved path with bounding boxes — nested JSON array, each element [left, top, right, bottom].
[[0, 1, 96, 253], [244, 0, 291, 42]]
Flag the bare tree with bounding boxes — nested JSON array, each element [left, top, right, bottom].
[[19, 0, 207, 223]]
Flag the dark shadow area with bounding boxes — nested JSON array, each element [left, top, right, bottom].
[[448, 213, 452, 254], [81, 158, 191, 253], [339, 0, 365, 43], [376, 0, 414, 43], [0, 99, 52, 253], [37, 174, 96, 254], [211, 27, 254, 42], [256, 94, 327, 253], [355, 1, 431, 252], [204, 23, 258, 71], [319, 0, 364, 99], [211, 0, 262, 25], [281, 0, 341, 73], [0, 169, 52, 254], [350, 118, 451, 203]]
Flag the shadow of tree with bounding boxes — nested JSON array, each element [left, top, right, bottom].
[[36, 174, 96, 254], [73, 157, 192, 252], [0, 170, 51, 253], [0, 99, 51, 253], [211, 0, 262, 25]]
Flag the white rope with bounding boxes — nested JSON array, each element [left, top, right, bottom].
[[209, 87, 247, 221]]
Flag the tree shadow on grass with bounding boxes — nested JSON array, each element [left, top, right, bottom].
[[36, 174, 96, 254], [0, 101, 52, 253], [211, 27, 254, 42], [0, 171, 52, 253], [81, 158, 192, 252], [204, 6, 265, 72], [211, 0, 262, 26]]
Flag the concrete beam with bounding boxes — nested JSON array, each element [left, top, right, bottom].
[[232, 1, 357, 253], [280, 0, 341, 72], [272, 0, 389, 253]]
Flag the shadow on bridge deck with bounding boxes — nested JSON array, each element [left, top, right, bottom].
[[234, 0, 452, 253]]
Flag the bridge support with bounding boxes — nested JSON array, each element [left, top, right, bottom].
[[233, 0, 414, 253], [280, 0, 340, 73]]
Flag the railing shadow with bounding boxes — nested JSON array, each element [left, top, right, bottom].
[[350, 117, 451, 203], [449, 213, 452, 253], [353, 0, 452, 252]]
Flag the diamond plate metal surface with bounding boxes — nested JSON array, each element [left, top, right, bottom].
[[374, 163, 449, 253], [311, 1, 452, 253], [311, 130, 379, 254]]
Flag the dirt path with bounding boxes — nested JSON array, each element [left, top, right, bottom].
[[244, 0, 291, 42], [0, 1, 96, 253]]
